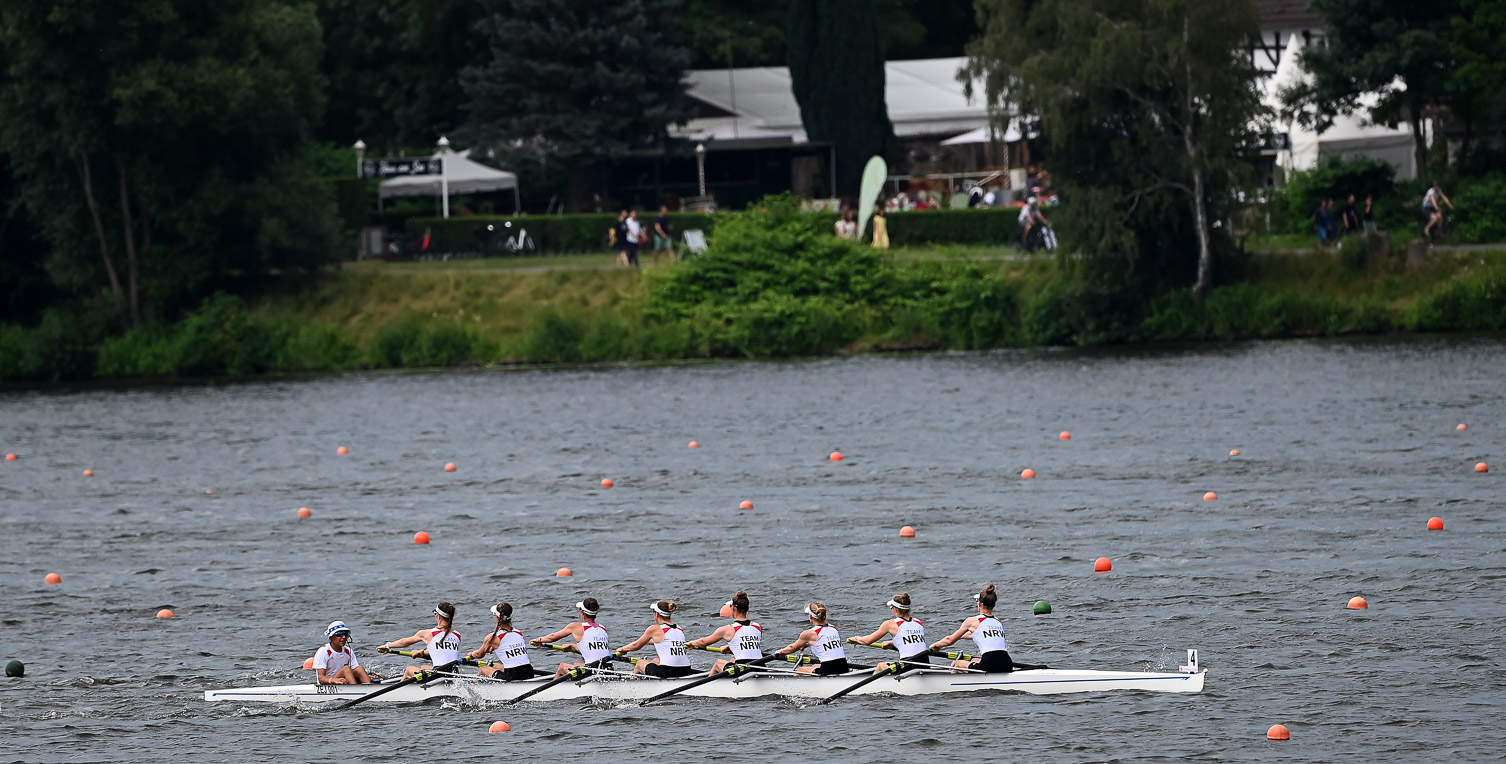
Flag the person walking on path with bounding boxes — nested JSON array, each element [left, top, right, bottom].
[[871, 206, 889, 249], [652, 206, 676, 264], [624, 210, 643, 268]]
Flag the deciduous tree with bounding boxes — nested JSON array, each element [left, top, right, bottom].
[[964, 0, 1265, 300]]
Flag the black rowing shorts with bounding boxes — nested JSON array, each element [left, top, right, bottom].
[[499, 664, 536, 681], [644, 663, 696, 679], [976, 650, 1014, 673], [812, 658, 850, 676]]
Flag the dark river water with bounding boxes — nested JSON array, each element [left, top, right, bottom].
[[3, 338, 1504, 762]]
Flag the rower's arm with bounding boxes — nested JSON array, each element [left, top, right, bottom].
[[686, 625, 732, 649], [380, 632, 424, 652], [467, 633, 499, 660], [534, 623, 581, 645], [315, 668, 331, 684], [850, 622, 894, 646], [618, 625, 659, 653], [930, 620, 974, 651], [776, 628, 815, 656]]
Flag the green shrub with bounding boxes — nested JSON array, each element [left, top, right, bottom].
[[407, 212, 721, 254], [886, 209, 1020, 247], [0, 324, 28, 381], [1451, 176, 1506, 244], [1276, 157, 1398, 234], [1409, 265, 1506, 330], [1025, 280, 1146, 345], [367, 316, 425, 368], [274, 322, 360, 370], [520, 307, 586, 362]]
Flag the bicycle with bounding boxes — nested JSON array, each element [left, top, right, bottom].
[[480, 221, 537, 256]]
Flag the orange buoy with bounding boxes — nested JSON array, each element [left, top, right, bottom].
[[82, 469, 94, 477], [739, 500, 754, 510], [488, 721, 512, 733], [337, 446, 349, 455], [1347, 596, 1367, 609], [1059, 431, 1071, 441], [1457, 424, 1467, 431], [4, 453, 16, 461], [1267, 724, 1290, 740], [1094, 557, 1112, 572], [156, 609, 175, 618], [303, 657, 316, 670], [444, 462, 457, 472], [1203, 491, 1218, 501], [414, 531, 431, 544], [900, 525, 916, 538], [556, 567, 573, 577], [1428, 516, 1443, 530], [205, 489, 214, 494], [297, 507, 312, 519], [601, 478, 614, 488], [688, 441, 700, 449], [719, 604, 734, 617], [830, 451, 843, 462], [45, 573, 61, 585], [1229, 449, 1241, 456], [1476, 462, 1489, 473], [1021, 468, 1036, 479]]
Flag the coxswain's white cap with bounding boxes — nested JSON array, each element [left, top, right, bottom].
[[325, 621, 351, 638]]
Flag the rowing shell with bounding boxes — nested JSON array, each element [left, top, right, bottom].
[[204, 666, 1206, 704]]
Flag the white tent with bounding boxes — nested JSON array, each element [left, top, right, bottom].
[[1265, 35, 1420, 180], [940, 122, 1030, 145], [379, 147, 520, 213]]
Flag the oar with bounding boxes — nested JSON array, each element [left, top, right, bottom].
[[334, 661, 457, 710], [819, 658, 938, 705], [640, 654, 778, 706], [386, 648, 497, 667], [851, 640, 1050, 670], [505, 665, 593, 704]]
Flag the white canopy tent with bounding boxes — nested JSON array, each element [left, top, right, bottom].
[[379, 147, 520, 214], [1264, 35, 1420, 180], [940, 122, 1031, 145]]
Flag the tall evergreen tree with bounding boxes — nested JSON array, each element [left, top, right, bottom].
[[460, 0, 693, 212], [964, 0, 1265, 300], [786, 0, 898, 196]]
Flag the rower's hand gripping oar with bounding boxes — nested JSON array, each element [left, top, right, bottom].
[[639, 654, 779, 706], [818, 659, 917, 705], [333, 661, 457, 711]]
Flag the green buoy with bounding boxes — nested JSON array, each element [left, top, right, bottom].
[[1033, 600, 1052, 615], [5, 660, 23, 677]]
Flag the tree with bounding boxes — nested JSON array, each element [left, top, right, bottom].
[[460, 0, 693, 212], [787, 0, 900, 196], [0, 0, 340, 330], [964, 0, 1265, 300], [317, 0, 486, 151], [1448, 0, 1506, 171], [1282, 0, 1459, 181]]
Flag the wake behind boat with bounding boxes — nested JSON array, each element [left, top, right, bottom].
[[204, 651, 1206, 704]]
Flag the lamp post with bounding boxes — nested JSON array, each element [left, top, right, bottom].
[[436, 136, 451, 219], [353, 139, 366, 178], [695, 142, 707, 200]]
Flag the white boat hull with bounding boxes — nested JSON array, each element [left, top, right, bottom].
[[204, 666, 1205, 704]]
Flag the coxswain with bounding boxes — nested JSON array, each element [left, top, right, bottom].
[[687, 591, 761, 675], [849, 593, 928, 674], [930, 584, 1014, 673], [773, 602, 850, 675], [378, 602, 462, 679], [312, 620, 375, 684], [468, 601, 535, 680], [616, 600, 695, 678], [534, 598, 613, 677]]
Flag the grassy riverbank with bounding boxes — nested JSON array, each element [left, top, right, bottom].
[[3, 224, 1505, 383]]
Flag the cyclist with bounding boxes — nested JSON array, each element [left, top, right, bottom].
[[1018, 198, 1049, 253], [1422, 181, 1453, 240]]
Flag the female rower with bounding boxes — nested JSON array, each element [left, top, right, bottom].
[[468, 601, 535, 680], [616, 600, 695, 678], [378, 602, 462, 679], [773, 602, 850, 675], [687, 591, 761, 675], [848, 593, 928, 674], [930, 583, 1013, 673], [534, 598, 613, 677]]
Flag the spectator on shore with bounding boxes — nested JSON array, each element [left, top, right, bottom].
[[624, 210, 642, 267], [983, 187, 997, 207], [835, 209, 858, 240], [1362, 194, 1376, 234], [652, 205, 675, 264], [871, 206, 889, 249], [1423, 181, 1453, 240], [613, 210, 629, 266], [1342, 194, 1360, 233], [1312, 199, 1335, 247]]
